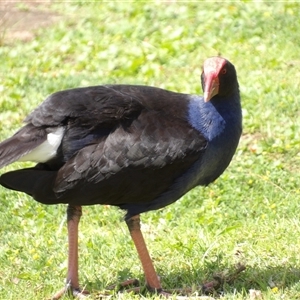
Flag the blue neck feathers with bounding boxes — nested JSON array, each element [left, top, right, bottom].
[[187, 95, 241, 141]]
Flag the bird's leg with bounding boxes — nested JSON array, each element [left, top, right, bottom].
[[126, 215, 170, 296], [66, 205, 82, 294], [51, 205, 89, 299]]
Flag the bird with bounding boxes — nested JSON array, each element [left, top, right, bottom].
[[0, 56, 242, 298]]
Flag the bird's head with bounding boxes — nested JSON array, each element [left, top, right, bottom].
[[201, 57, 238, 102]]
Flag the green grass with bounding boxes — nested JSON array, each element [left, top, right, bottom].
[[0, 1, 300, 299]]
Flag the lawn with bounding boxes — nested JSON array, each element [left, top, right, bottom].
[[0, 1, 300, 299]]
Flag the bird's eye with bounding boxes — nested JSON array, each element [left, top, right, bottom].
[[221, 68, 227, 75]]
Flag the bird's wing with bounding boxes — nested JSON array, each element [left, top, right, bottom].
[[50, 105, 207, 205]]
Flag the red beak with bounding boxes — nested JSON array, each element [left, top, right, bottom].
[[203, 73, 219, 102]]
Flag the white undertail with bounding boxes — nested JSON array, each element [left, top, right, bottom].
[[19, 127, 65, 163]]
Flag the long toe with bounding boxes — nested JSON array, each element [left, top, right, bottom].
[[51, 286, 90, 299]]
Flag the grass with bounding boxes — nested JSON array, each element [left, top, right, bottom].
[[0, 1, 300, 299]]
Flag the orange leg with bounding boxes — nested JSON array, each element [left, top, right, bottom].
[[126, 215, 170, 296], [51, 205, 89, 299]]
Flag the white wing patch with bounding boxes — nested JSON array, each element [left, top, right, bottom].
[[19, 127, 65, 163]]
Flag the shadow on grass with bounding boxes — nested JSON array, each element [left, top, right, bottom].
[[163, 264, 300, 297], [80, 264, 300, 298]]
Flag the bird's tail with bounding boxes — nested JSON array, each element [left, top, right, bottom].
[[0, 124, 47, 169], [0, 167, 60, 204]]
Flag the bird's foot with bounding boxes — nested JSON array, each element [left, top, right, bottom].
[[107, 278, 140, 293], [51, 284, 90, 299]]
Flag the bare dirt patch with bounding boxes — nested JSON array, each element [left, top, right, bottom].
[[0, 0, 61, 44]]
